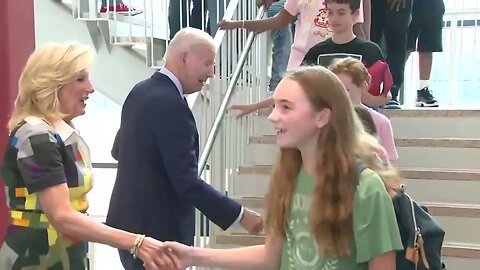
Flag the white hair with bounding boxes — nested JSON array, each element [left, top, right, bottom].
[[165, 27, 216, 61]]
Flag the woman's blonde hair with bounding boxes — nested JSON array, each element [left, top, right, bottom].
[[265, 66, 402, 258], [8, 43, 94, 131]]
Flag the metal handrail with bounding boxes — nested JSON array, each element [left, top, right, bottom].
[[198, 6, 266, 176]]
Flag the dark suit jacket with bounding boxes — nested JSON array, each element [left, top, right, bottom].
[[105, 72, 242, 246]]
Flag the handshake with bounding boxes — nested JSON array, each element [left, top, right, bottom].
[[138, 208, 263, 270]]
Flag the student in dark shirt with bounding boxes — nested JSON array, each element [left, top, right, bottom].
[[302, 0, 391, 107], [303, 37, 383, 68]]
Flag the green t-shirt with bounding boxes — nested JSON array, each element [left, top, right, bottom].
[[280, 168, 403, 270]]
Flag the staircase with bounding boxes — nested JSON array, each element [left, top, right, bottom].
[[213, 108, 480, 270], [39, 1, 480, 269]]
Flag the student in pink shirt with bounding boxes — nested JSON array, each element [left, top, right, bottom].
[[225, 0, 367, 117], [330, 57, 398, 162], [353, 106, 390, 164], [219, 0, 365, 68]]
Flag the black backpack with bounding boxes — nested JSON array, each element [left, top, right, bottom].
[[355, 162, 446, 270]]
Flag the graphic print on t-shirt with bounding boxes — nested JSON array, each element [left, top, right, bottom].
[[313, 8, 332, 37], [285, 192, 339, 269], [300, 0, 331, 40], [316, 53, 362, 67]]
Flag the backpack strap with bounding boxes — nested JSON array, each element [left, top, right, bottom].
[[382, 63, 394, 96], [354, 159, 369, 186]]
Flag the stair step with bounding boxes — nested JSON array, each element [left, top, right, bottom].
[[401, 168, 480, 181], [426, 203, 480, 218], [111, 36, 149, 45], [215, 234, 480, 259], [254, 109, 480, 139], [257, 108, 480, 118], [215, 233, 265, 246], [238, 165, 480, 182], [234, 166, 480, 205], [246, 136, 480, 169], [233, 197, 480, 218], [443, 242, 480, 259], [249, 136, 480, 148], [396, 138, 480, 148], [382, 108, 480, 118]]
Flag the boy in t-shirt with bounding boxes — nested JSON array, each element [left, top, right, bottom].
[[220, 0, 364, 67], [227, 0, 369, 117], [302, 0, 392, 107], [331, 57, 398, 162]]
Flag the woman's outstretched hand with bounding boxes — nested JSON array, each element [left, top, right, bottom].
[[138, 237, 182, 270], [162, 241, 194, 269]]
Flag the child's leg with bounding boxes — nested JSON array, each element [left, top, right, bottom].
[[382, 0, 413, 109], [412, 0, 445, 107], [268, 1, 292, 92]]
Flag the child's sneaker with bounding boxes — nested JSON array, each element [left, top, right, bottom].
[[100, 4, 142, 16], [416, 86, 439, 107], [384, 99, 401, 109]]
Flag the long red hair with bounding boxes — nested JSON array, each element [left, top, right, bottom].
[[265, 66, 402, 257]]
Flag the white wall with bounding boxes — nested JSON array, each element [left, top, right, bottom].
[[34, 0, 156, 105]]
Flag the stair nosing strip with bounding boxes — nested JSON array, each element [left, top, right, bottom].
[[238, 165, 480, 182]]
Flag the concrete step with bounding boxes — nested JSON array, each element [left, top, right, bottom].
[[254, 108, 480, 138], [235, 165, 480, 204], [238, 165, 480, 181], [246, 136, 480, 170], [382, 108, 480, 118], [249, 135, 480, 148], [231, 197, 480, 244], [258, 108, 480, 118], [234, 197, 480, 218]]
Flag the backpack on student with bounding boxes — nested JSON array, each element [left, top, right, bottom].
[[367, 60, 393, 97], [355, 162, 446, 270]]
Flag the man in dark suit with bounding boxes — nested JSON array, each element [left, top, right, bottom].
[[106, 27, 263, 270]]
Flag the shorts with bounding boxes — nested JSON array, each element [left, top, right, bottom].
[[407, 0, 445, 52]]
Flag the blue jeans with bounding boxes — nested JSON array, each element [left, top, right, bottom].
[[268, 0, 291, 92]]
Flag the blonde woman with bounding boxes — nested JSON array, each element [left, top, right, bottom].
[[0, 43, 179, 270]]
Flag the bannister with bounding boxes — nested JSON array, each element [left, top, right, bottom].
[[198, 5, 266, 176]]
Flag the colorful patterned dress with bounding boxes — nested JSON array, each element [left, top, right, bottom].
[[0, 116, 93, 270]]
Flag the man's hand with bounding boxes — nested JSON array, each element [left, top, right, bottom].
[[240, 208, 264, 235], [387, 0, 405, 11], [256, 0, 274, 8], [137, 237, 181, 270]]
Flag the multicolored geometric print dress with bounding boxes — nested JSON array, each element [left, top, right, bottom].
[[0, 116, 93, 270]]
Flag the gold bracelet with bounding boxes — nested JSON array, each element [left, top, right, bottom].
[[134, 235, 146, 259], [129, 234, 141, 255], [130, 234, 145, 259]]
